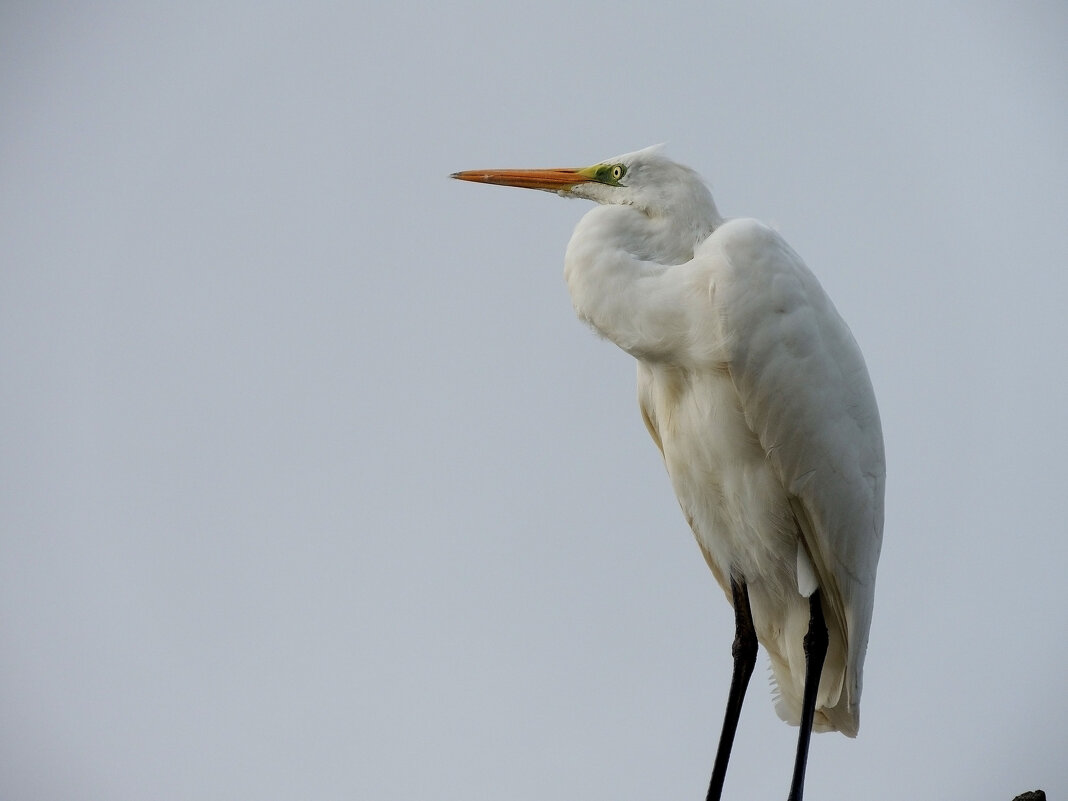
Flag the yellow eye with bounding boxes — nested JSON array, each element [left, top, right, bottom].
[[611, 165, 625, 181]]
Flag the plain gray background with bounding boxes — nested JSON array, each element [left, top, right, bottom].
[[2, 2, 1066, 799]]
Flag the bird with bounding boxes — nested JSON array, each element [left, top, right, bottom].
[[451, 146, 884, 801]]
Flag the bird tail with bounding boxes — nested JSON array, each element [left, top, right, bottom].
[[765, 596, 860, 738]]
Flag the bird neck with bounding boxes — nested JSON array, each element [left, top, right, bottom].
[[562, 204, 720, 362]]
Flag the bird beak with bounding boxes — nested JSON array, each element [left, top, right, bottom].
[[450, 166, 595, 193]]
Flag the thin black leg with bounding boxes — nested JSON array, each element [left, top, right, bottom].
[[706, 578, 758, 801], [787, 590, 828, 801]]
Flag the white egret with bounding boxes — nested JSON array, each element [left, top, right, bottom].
[[452, 146, 884, 801]]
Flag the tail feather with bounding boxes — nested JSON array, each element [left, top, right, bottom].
[[762, 592, 859, 738]]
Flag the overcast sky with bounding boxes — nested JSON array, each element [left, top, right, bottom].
[[2, 2, 1066, 800]]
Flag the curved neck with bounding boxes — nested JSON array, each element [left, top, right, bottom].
[[563, 204, 719, 363]]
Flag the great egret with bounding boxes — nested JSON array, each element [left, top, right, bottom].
[[452, 146, 884, 801]]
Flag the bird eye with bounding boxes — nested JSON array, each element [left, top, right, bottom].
[[611, 165, 625, 181]]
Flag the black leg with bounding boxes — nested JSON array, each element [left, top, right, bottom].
[[706, 578, 758, 801], [787, 590, 828, 801]]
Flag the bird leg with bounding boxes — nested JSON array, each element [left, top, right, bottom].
[[706, 578, 757, 801], [787, 590, 828, 801]]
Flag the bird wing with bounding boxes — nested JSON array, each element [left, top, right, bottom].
[[709, 218, 885, 710]]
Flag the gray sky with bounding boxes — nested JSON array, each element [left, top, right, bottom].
[[2, 2, 1066, 799]]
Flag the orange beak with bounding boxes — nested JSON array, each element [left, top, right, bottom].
[[450, 167, 594, 192]]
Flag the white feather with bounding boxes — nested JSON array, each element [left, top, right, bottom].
[[562, 150, 884, 738]]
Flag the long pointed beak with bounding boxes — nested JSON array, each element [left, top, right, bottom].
[[450, 167, 594, 192]]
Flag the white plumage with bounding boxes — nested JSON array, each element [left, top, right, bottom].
[[453, 145, 884, 799]]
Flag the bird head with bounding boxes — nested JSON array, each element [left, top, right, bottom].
[[452, 145, 719, 224]]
